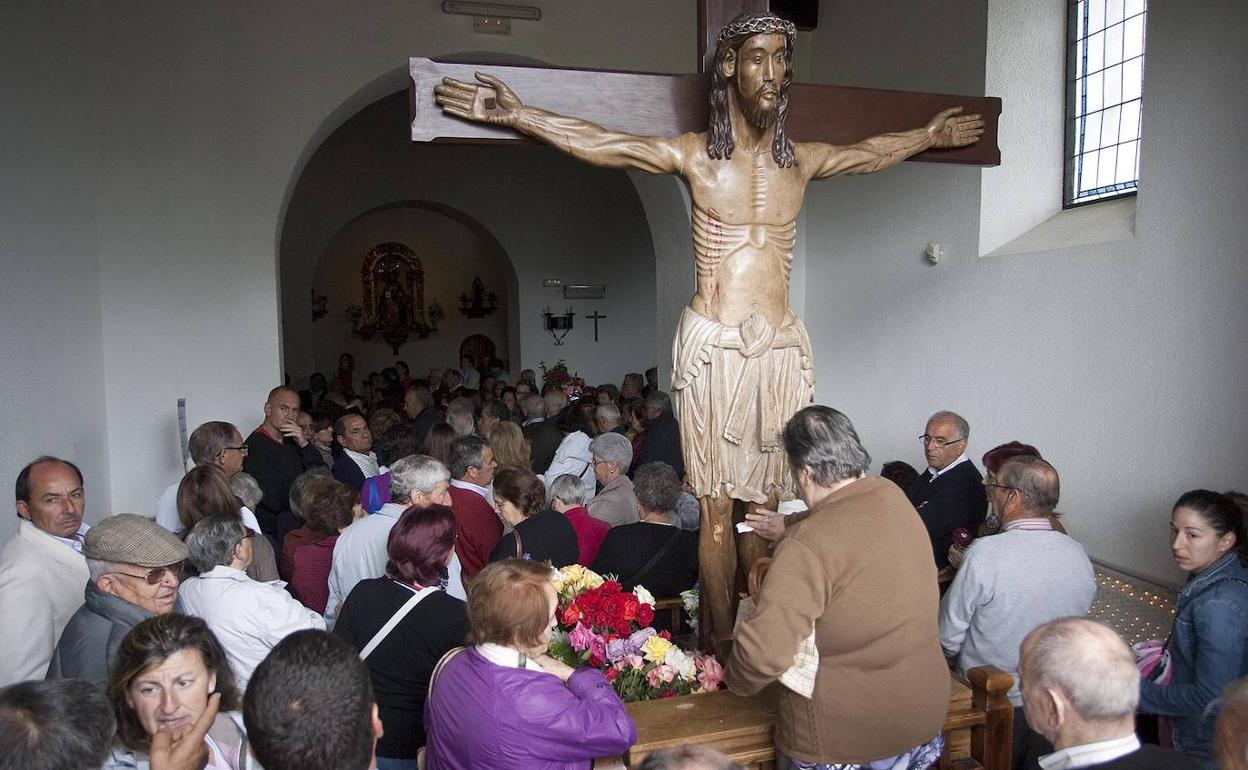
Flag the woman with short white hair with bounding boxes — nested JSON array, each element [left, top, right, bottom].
[[178, 515, 325, 688]]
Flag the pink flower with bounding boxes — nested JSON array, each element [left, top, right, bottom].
[[568, 622, 596, 652], [645, 664, 676, 689], [696, 655, 724, 691]]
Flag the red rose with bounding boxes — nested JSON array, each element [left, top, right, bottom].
[[661, 690, 675, 699], [601, 580, 623, 595], [636, 603, 655, 628], [659, 630, 671, 640], [621, 594, 639, 621], [560, 603, 581, 626], [605, 667, 619, 682]]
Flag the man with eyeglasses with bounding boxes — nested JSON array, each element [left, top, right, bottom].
[[47, 513, 189, 686], [906, 410, 988, 571], [0, 457, 92, 686], [154, 420, 263, 536], [938, 456, 1096, 769]]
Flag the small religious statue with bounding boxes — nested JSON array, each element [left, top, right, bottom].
[[435, 12, 983, 647]]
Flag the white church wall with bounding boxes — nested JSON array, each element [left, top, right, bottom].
[[309, 206, 513, 383], [0, 4, 111, 541], [81, 1, 692, 514], [278, 92, 659, 393], [799, 0, 1248, 585]]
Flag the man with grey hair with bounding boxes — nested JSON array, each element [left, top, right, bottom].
[[940, 456, 1096, 768], [325, 454, 464, 627], [155, 420, 263, 536], [1020, 618, 1200, 769], [634, 390, 684, 481], [906, 409, 988, 570], [586, 432, 640, 527], [447, 435, 501, 578], [47, 514, 189, 685], [179, 514, 324, 688], [635, 745, 744, 770], [595, 402, 627, 436], [522, 392, 562, 474], [593, 462, 698, 598]]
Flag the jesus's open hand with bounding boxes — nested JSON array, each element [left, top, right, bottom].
[[435, 72, 524, 128], [926, 107, 985, 149]]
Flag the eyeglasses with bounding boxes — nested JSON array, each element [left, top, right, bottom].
[[983, 482, 1019, 494], [920, 434, 965, 448], [220, 445, 249, 456], [109, 562, 183, 585]]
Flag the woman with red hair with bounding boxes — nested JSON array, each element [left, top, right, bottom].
[[333, 504, 468, 769]]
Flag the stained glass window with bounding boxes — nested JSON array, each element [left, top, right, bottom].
[[1066, 0, 1146, 206]]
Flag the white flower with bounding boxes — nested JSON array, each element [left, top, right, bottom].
[[664, 647, 697, 681], [633, 585, 656, 607]]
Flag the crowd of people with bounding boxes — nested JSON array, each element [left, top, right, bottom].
[[0, 356, 1245, 770]]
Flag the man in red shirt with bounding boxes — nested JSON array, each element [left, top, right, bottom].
[[447, 435, 501, 578]]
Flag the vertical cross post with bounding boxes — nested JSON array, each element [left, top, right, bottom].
[[586, 311, 607, 342]]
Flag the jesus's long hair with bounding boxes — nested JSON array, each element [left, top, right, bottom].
[[706, 13, 796, 167]]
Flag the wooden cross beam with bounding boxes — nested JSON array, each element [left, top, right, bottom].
[[409, 1, 1000, 165]]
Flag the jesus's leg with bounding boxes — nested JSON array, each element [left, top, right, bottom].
[[698, 495, 737, 652], [738, 496, 779, 590]]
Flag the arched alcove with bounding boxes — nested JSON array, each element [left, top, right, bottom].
[[306, 200, 520, 379], [279, 78, 690, 388]]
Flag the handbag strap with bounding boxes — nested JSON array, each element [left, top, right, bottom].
[[625, 526, 684, 588], [359, 584, 439, 660], [513, 528, 524, 559], [429, 646, 466, 692]]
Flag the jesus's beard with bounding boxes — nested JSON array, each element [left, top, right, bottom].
[[738, 86, 780, 130]]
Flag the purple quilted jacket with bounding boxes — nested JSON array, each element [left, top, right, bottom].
[[424, 647, 636, 769]]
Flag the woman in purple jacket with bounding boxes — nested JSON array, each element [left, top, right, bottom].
[[424, 559, 636, 769]]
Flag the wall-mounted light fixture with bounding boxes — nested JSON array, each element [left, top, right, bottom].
[[543, 306, 575, 345], [442, 1, 541, 34]]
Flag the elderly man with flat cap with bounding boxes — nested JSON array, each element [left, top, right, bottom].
[[47, 513, 188, 686]]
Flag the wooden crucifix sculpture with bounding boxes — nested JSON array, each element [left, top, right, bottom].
[[412, 2, 1000, 651]]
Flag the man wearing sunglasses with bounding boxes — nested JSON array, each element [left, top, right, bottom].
[[47, 513, 189, 686]]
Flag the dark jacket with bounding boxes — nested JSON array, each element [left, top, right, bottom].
[[412, 406, 442, 449], [46, 581, 152, 686], [490, 509, 579, 568], [334, 580, 468, 758], [332, 452, 367, 490], [906, 461, 987, 569], [633, 411, 684, 480], [522, 419, 563, 475], [592, 522, 698, 597], [243, 427, 324, 535], [1075, 745, 1201, 770]]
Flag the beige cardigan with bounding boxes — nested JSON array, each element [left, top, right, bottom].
[[726, 477, 950, 764], [0, 520, 89, 685]]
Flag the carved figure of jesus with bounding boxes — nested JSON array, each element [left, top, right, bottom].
[[435, 12, 983, 645]]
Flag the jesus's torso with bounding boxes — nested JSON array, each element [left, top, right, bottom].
[[681, 135, 811, 328]]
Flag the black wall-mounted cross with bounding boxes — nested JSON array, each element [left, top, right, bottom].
[[586, 311, 607, 342]]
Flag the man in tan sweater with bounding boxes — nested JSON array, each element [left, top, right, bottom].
[[727, 406, 949, 767]]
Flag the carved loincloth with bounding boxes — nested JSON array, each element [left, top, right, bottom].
[[671, 305, 815, 504]]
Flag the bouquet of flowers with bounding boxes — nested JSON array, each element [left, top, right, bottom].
[[538, 359, 586, 399], [548, 565, 724, 701]]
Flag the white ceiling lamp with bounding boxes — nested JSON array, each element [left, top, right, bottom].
[[441, 1, 542, 35]]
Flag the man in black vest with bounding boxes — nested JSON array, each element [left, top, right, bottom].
[[906, 410, 987, 570]]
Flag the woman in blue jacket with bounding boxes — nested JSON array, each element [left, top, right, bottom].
[[1139, 490, 1248, 769]]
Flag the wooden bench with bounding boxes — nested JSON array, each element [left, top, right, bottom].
[[595, 665, 1013, 770]]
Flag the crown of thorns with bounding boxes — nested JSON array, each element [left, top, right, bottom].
[[715, 14, 796, 46]]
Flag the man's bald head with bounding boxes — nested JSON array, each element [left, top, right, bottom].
[[263, 387, 302, 434], [998, 456, 1060, 516], [1021, 618, 1138, 724]]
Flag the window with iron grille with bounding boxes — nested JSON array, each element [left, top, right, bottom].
[[1065, 0, 1146, 206]]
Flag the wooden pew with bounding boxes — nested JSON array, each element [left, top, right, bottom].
[[596, 665, 1013, 770]]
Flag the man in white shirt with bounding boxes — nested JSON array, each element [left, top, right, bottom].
[[155, 421, 262, 535], [1019, 618, 1200, 770], [325, 455, 465, 627], [0, 457, 91, 685]]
